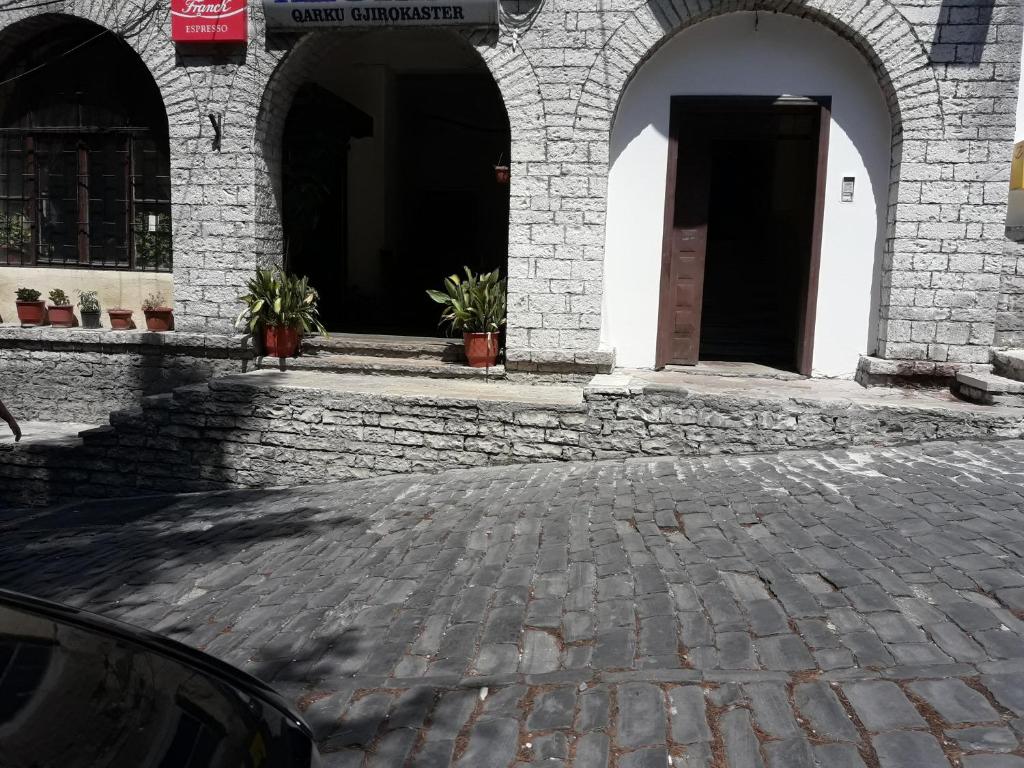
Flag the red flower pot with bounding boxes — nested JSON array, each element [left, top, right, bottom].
[[463, 332, 500, 368], [108, 309, 133, 330], [494, 165, 510, 185], [48, 305, 75, 328], [15, 300, 46, 326], [264, 325, 300, 358], [143, 308, 173, 332]]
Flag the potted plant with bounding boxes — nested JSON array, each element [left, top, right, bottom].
[[494, 153, 510, 185], [15, 287, 46, 326], [142, 291, 173, 332], [108, 307, 133, 330], [427, 267, 507, 368], [47, 288, 74, 327], [236, 267, 327, 358], [78, 291, 101, 329]]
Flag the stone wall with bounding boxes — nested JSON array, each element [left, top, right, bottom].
[[0, 329, 252, 423], [0, 0, 1016, 367], [3, 370, 1022, 508]]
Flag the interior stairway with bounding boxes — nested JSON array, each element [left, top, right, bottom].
[[266, 332, 506, 379], [954, 350, 1024, 406]]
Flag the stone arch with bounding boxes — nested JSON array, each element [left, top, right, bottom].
[[0, 6, 185, 129], [252, 29, 546, 272], [578, 0, 941, 137], [587, 0, 944, 362]]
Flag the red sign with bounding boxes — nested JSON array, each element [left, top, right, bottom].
[[171, 0, 248, 43]]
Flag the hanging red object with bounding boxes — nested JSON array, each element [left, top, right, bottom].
[[494, 165, 510, 184], [171, 0, 248, 43]]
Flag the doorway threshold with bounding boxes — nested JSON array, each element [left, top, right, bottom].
[[662, 361, 805, 381]]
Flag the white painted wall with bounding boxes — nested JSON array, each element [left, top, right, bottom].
[[602, 12, 892, 377]]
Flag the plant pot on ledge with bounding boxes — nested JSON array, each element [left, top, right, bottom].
[[47, 304, 75, 327], [463, 332, 500, 368], [263, 325, 300, 358], [15, 300, 46, 326], [108, 309, 133, 330], [80, 310, 101, 329], [143, 307, 173, 332]]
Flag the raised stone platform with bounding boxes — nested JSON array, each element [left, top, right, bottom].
[[2, 367, 1023, 508]]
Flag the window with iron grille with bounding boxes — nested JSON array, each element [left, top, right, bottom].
[[0, 21, 171, 271]]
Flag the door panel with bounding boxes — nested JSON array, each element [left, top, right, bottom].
[[655, 119, 710, 367]]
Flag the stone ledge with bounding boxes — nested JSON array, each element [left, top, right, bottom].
[[0, 326, 254, 358], [505, 346, 615, 375], [855, 355, 991, 388]]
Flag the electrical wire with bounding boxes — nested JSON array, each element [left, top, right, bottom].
[[0, 28, 109, 89]]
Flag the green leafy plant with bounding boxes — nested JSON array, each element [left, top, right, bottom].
[[235, 267, 327, 336], [426, 267, 507, 334], [0, 212, 30, 249], [48, 288, 70, 306], [142, 292, 169, 311], [77, 291, 100, 313], [15, 287, 40, 302]]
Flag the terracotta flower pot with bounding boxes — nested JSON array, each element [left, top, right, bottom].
[[494, 165, 510, 185], [463, 332, 500, 368], [143, 307, 173, 332], [15, 300, 46, 326], [108, 309, 133, 330], [48, 305, 75, 328], [264, 325, 300, 358]]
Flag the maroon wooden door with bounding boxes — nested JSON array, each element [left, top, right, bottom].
[[655, 116, 711, 367]]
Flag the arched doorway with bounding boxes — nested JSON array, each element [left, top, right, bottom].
[[279, 31, 511, 336], [602, 12, 891, 377], [0, 17, 171, 272]]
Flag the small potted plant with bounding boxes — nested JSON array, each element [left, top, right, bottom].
[[47, 288, 74, 327], [427, 267, 507, 368], [108, 307, 133, 330], [236, 267, 327, 358], [142, 291, 173, 332], [78, 290, 101, 329], [494, 153, 510, 185], [15, 287, 46, 326]]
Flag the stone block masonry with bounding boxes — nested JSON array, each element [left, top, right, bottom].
[[3, 369, 1023, 507], [0, 0, 1018, 370], [0, 328, 253, 423]]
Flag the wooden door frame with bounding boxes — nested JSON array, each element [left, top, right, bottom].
[[655, 95, 832, 376]]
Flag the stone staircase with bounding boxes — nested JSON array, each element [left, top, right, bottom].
[[954, 350, 1024, 406], [277, 332, 506, 379]]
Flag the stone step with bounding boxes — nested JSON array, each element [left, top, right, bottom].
[[301, 333, 465, 361], [954, 369, 1024, 406], [266, 353, 505, 379], [992, 349, 1024, 383]]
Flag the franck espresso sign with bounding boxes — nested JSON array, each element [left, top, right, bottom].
[[262, 0, 497, 28], [172, 0, 248, 42]]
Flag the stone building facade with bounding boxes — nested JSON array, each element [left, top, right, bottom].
[[0, 0, 1021, 379]]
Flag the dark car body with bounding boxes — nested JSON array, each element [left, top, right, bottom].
[[0, 589, 319, 768]]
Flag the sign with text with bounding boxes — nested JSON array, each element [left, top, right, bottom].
[[262, 0, 496, 28], [172, 0, 248, 42]]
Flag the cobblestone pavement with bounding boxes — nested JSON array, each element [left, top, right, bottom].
[[6, 440, 1024, 767]]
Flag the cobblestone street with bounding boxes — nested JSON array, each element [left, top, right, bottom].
[[5, 440, 1024, 767]]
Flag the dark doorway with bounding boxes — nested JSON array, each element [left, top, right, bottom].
[[282, 69, 510, 337], [655, 97, 829, 375], [283, 84, 372, 331]]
